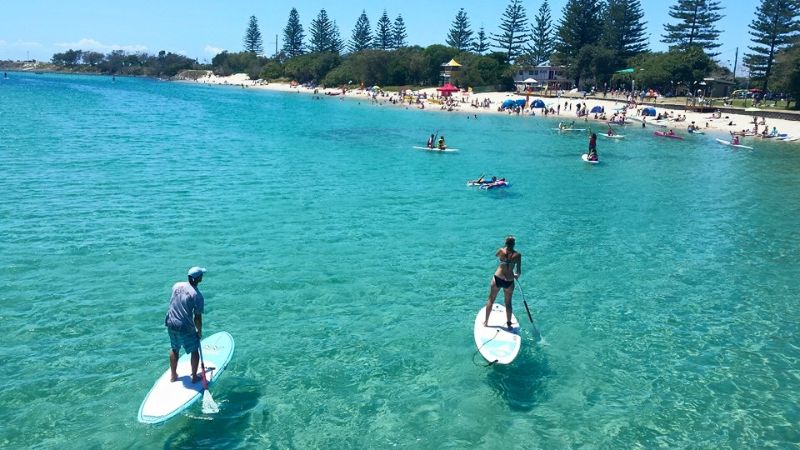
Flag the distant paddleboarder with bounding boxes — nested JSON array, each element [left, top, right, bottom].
[[165, 266, 207, 383], [484, 236, 522, 329], [438, 135, 446, 150], [426, 133, 435, 149]]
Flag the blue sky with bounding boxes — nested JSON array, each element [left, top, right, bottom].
[[2, 0, 757, 70]]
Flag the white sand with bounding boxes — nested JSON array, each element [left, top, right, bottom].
[[184, 72, 800, 144]]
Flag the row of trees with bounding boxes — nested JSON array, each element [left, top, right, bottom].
[[49, 49, 197, 77]]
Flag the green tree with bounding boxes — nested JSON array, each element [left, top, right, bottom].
[[528, 0, 555, 65], [52, 49, 83, 66], [393, 15, 408, 48], [81, 51, 104, 66], [554, 0, 605, 86], [244, 15, 263, 54], [374, 10, 394, 50], [284, 52, 341, 83], [446, 8, 474, 52], [330, 21, 345, 54], [350, 11, 373, 52], [662, 0, 724, 57], [743, 0, 800, 91], [473, 26, 490, 54], [309, 9, 337, 53], [282, 8, 305, 58], [625, 46, 717, 93], [603, 0, 648, 60], [492, 0, 529, 63], [771, 39, 800, 107]]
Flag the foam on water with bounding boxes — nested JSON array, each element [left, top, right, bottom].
[[2, 72, 800, 448]]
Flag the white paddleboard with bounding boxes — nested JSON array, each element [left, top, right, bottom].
[[473, 303, 522, 365], [582, 153, 599, 164], [553, 128, 587, 132], [715, 138, 753, 149], [413, 146, 459, 152], [600, 134, 624, 139], [138, 331, 235, 424]]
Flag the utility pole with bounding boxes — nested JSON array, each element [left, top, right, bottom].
[[270, 34, 278, 58], [732, 47, 738, 82]]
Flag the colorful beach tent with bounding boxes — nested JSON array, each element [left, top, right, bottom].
[[642, 107, 657, 116], [501, 99, 516, 109], [590, 106, 603, 113], [436, 82, 460, 97], [514, 99, 526, 107], [532, 99, 545, 108]]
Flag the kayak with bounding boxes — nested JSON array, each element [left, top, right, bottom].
[[715, 138, 753, 149], [479, 181, 511, 190], [600, 134, 624, 139], [688, 130, 705, 135], [654, 131, 684, 140], [582, 154, 599, 164]]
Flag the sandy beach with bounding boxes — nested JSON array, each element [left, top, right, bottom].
[[186, 72, 800, 144]]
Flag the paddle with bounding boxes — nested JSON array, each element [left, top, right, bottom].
[[197, 336, 219, 414], [515, 279, 541, 340]]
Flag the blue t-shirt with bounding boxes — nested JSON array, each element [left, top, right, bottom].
[[164, 281, 204, 332]]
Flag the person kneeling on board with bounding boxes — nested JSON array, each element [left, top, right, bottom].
[[437, 135, 447, 150], [484, 236, 522, 329], [164, 266, 206, 383]]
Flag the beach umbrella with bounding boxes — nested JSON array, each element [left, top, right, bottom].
[[501, 99, 516, 109], [514, 99, 527, 107], [523, 78, 537, 83], [590, 106, 603, 113], [532, 99, 545, 108], [642, 107, 656, 116]]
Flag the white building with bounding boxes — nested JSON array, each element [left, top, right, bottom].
[[512, 61, 574, 91]]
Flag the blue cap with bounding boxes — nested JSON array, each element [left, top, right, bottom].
[[187, 266, 207, 279]]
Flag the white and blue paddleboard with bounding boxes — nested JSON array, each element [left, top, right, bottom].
[[582, 154, 600, 164], [138, 331, 234, 424], [413, 146, 459, 152], [473, 303, 521, 365]]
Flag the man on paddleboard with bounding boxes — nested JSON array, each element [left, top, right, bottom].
[[165, 266, 206, 383]]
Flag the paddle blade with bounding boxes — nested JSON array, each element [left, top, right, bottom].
[[202, 391, 219, 414]]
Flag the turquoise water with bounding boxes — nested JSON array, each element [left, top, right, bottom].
[[2, 72, 800, 449]]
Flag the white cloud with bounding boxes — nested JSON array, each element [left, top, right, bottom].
[[0, 39, 43, 48], [204, 45, 224, 55], [54, 38, 147, 53]]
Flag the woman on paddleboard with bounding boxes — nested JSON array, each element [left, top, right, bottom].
[[484, 236, 522, 329]]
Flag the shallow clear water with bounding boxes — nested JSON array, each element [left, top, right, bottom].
[[1, 73, 799, 449]]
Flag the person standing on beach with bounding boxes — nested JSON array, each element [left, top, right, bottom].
[[165, 266, 206, 383], [484, 236, 522, 329]]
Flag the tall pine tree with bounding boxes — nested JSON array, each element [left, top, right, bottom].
[[243, 15, 263, 54], [743, 0, 800, 91], [374, 10, 394, 50], [662, 0, 725, 57], [350, 11, 373, 52], [446, 8, 474, 52], [330, 21, 345, 54], [528, 0, 555, 65], [555, 0, 604, 86], [492, 0, 529, 63], [393, 15, 408, 48], [282, 8, 305, 58], [603, 0, 648, 60], [473, 26, 490, 54], [309, 9, 335, 53]]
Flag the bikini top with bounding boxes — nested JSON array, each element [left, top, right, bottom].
[[499, 250, 515, 266]]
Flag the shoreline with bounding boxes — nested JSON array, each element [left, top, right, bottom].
[[181, 72, 800, 144]]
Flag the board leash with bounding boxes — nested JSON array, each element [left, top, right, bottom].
[[472, 329, 501, 367]]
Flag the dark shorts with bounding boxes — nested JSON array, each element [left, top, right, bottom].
[[168, 328, 200, 354], [494, 275, 514, 289]]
